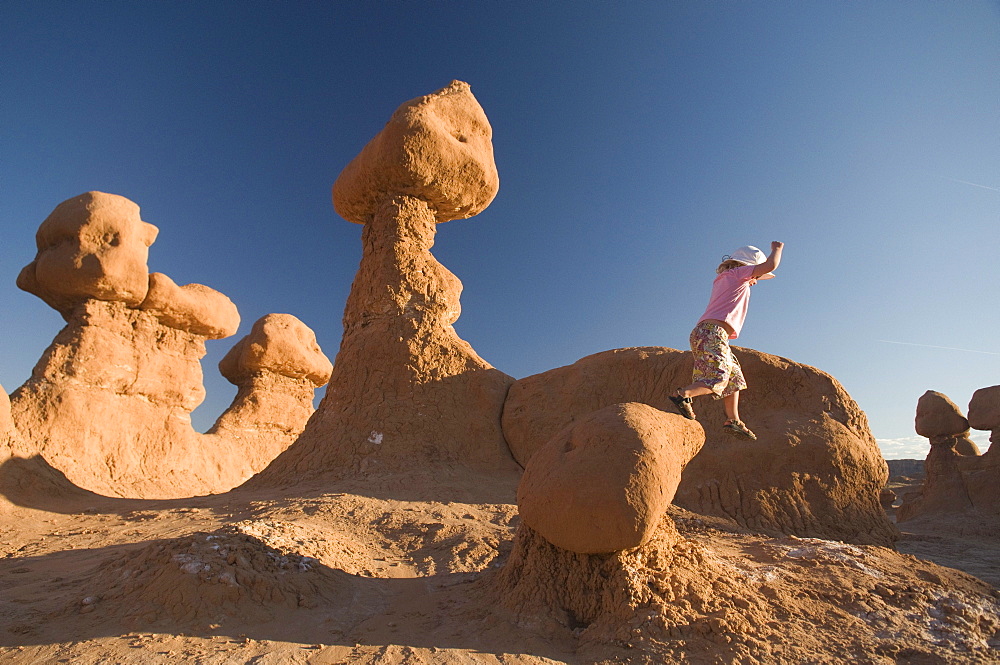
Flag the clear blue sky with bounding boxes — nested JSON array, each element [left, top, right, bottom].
[[2, 2, 998, 458]]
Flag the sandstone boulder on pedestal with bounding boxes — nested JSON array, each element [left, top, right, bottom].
[[517, 403, 703, 554], [218, 313, 332, 386], [252, 82, 518, 493], [333, 80, 499, 224], [8, 193, 330, 499], [139, 272, 240, 339], [502, 347, 897, 546], [211, 314, 332, 469], [915, 390, 971, 442]]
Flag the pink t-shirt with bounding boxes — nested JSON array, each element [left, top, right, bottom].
[[698, 264, 756, 339]]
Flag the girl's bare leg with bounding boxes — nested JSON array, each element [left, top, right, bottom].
[[677, 383, 714, 399], [722, 390, 741, 422]]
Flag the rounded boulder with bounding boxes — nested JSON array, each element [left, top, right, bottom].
[[139, 273, 240, 339], [968, 385, 1000, 432], [17, 192, 159, 315], [219, 314, 332, 387], [915, 390, 970, 439], [516, 402, 704, 554], [333, 81, 499, 224]]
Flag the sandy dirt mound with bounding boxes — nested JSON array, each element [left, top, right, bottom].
[[72, 526, 351, 630]]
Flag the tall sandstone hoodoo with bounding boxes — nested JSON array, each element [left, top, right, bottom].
[[254, 81, 519, 487], [9, 192, 331, 498], [502, 347, 898, 546]]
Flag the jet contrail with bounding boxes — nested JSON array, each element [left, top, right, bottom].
[[941, 176, 1000, 193], [878, 340, 1000, 356]]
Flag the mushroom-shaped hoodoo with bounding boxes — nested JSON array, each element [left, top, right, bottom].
[[219, 313, 333, 387]]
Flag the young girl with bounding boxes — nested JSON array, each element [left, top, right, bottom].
[[669, 241, 784, 439]]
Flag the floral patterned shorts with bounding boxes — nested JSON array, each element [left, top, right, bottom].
[[689, 320, 747, 398]]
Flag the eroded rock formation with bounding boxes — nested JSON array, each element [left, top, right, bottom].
[[897, 388, 1000, 529], [502, 347, 897, 546], [968, 385, 1000, 447], [212, 313, 333, 468], [517, 402, 703, 553], [914, 390, 980, 455], [254, 81, 518, 487], [9, 192, 330, 498], [17, 192, 158, 314]]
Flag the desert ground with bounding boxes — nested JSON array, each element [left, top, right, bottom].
[[0, 460, 998, 665]]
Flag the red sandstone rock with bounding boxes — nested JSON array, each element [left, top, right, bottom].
[[502, 346, 896, 546], [953, 435, 981, 456], [915, 390, 970, 439], [898, 388, 1000, 529], [10, 195, 330, 498], [16, 192, 158, 315], [968, 385, 1000, 435], [139, 272, 240, 339], [333, 80, 499, 224], [516, 403, 703, 554], [219, 313, 332, 386], [211, 314, 333, 463]]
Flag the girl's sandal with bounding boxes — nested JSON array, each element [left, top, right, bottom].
[[669, 392, 696, 420], [722, 419, 757, 440]]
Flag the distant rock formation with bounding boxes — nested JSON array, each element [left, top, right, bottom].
[[502, 347, 897, 546], [254, 81, 518, 487], [517, 403, 703, 553], [886, 459, 924, 478], [897, 387, 999, 530], [9, 192, 330, 498]]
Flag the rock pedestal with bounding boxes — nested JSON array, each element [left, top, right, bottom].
[[914, 390, 979, 454]]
